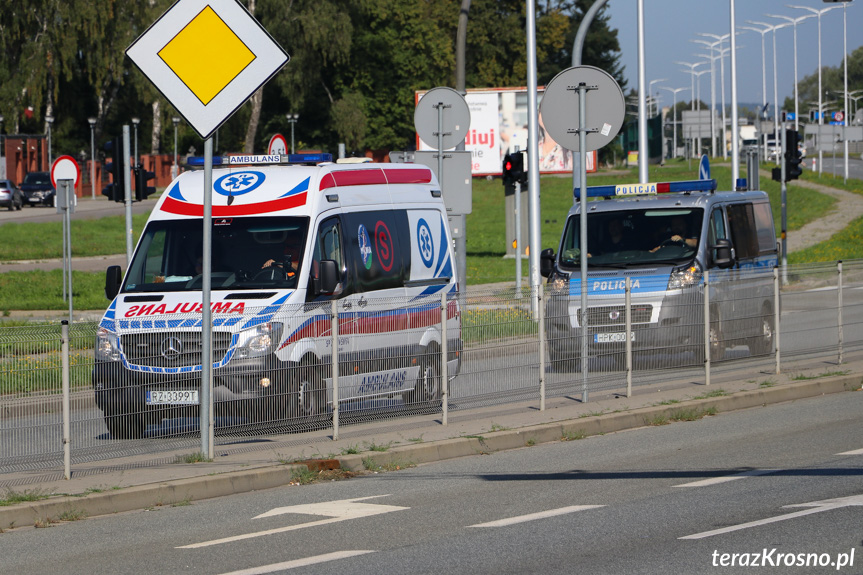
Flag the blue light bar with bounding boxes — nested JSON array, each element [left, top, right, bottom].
[[185, 153, 334, 168], [580, 178, 717, 199]]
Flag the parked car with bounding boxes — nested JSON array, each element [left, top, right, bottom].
[[0, 179, 24, 211], [20, 172, 55, 207]]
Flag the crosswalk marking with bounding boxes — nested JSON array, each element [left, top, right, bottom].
[[468, 505, 604, 528]]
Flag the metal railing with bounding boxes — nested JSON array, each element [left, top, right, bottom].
[[2, 260, 862, 478]]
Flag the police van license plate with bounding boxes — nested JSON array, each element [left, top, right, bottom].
[[594, 332, 634, 343], [146, 390, 199, 405]]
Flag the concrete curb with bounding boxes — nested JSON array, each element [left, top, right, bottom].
[[1, 373, 859, 529]]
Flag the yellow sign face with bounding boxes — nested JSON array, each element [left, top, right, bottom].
[[127, 0, 288, 139], [158, 6, 256, 106]]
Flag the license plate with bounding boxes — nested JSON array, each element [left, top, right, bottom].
[[146, 390, 199, 405], [594, 332, 634, 343]]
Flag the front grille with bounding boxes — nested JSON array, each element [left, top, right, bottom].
[[577, 305, 653, 328], [121, 331, 233, 367]]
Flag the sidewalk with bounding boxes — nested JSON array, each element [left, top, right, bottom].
[[1, 355, 860, 530]]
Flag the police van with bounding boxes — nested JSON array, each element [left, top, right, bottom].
[[93, 154, 461, 438], [540, 179, 778, 370]]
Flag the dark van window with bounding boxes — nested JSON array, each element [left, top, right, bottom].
[[752, 202, 776, 254], [726, 203, 759, 260], [343, 210, 409, 292], [308, 216, 351, 301]]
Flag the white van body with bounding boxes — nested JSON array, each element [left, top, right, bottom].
[[93, 157, 462, 438]]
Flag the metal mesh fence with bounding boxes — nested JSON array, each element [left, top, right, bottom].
[[2, 260, 862, 475]]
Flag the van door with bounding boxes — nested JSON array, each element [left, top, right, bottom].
[[725, 202, 769, 346]]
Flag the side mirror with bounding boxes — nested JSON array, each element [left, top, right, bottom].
[[105, 265, 122, 300], [317, 260, 339, 295], [540, 248, 555, 278], [711, 238, 734, 269]]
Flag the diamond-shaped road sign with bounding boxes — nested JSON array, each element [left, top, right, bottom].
[[126, 0, 289, 140]]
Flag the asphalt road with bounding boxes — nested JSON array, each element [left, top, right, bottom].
[[0, 194, 152, 225], [0, 390, 860, 575]]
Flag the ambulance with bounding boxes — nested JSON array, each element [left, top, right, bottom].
[[540, 179, 778, 370], [93, 154, 462, 438]]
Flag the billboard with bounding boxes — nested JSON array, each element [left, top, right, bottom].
[[416, 87, 596, 177]]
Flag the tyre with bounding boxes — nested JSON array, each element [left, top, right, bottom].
[[748, 310, 775, 356], [104, 411, 145, 439], [411, 355, 442, 404], [694, 312, 724, 364], [290, 360, 327, 420]]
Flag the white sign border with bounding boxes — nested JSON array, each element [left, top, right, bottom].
[[126, 0, 289, 140]]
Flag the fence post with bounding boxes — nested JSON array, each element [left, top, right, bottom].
[[61, 320, 71, 480], [774, 266, 781, 374], [704, 270, 710, 387], [331, 300, 339, 440], [538, 282, 546, 410], [441, 291, 448, 426], [838, 261, 844, 365], [625, 277, 632, 397]]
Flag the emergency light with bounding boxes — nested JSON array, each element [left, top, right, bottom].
[[185, 153, 334, 167], [580, 178, 717, 200]]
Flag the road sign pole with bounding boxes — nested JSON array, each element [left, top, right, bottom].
[[515, 181, 522, 299], [578, 83, 590, 404], [201, 137, 214, 459], [123, 126, 133, 265], [63, 181, 74, 323], [781, 124, 788, 285]]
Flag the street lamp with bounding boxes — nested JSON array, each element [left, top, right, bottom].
[[45, 115, 54, 166], [649, 78, 667, 117], [172, 117, 180, 180], [766, 13, 815, 133], [131, 117, 140, 166], [88, 117, 97, 199], [741, 23, 774, 160], [676, 61, 707, 157], [751, 21, 790, 163], [287, 113, 299, 154], [695, 33, 729, 158], [658, 86, 690, 159], [788, 4, 841, 176]]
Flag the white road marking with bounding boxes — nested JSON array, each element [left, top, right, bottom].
[[180, 496, 408, 549], [216, 551, 375, 574], [674, 469, 776, 487], [836, 448, 863, 455], [468, 505, 604, 528], [681, 494, 863, 540]]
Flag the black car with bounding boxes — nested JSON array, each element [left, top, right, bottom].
[[0, 179, 24, 211], [20, 172, 56, 207]]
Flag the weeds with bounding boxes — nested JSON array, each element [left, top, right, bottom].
[[362, 457, 415, 472], [0, 488, 52, 506], [363, 441, 393, 452], [561, 429, 587, 441], [176, 452, 213, 464], [693, 389, 727, 400]]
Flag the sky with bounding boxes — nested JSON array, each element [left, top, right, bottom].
[[603, 0, 862, 113]]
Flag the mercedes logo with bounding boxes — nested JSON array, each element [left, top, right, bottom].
[[609, 310, 620, 320], [160, 336, 184, 361]]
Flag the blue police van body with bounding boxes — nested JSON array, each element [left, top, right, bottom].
[[541, 179, 778, 369]]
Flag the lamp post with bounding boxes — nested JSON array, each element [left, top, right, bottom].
[[171, 117, 180, 180], [741, 23, 774, 160], [676, 61, 707, 157], [287, 113, 299, 154], [788, 4, 841, 176], [658, 86, 689, 159], [131, 117, 140, 167], [649, 78, 668, 117], [88, 117, 97, 199], [695, 33, 730, 158], [0, 114, 4, 166], [767, 13, 814, 134], [45, 115, 54, 167], [753, 21, 790, 163]]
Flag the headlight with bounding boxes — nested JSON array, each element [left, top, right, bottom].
[[95, 327, 121, 362], [235, 322, 283, 359], [667, 261, 702, 290]]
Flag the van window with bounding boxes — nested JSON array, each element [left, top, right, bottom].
[[707, 208, 727, 265], [308, 216, 350, 300], [752, 202, 776, 254], [343, 210, 408, 292], [726, 203, 759, 259]]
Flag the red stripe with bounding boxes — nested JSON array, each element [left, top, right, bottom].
[[318, 168, 387, 190], [383, 168, 432, 184], [160, 193, 307, 216]]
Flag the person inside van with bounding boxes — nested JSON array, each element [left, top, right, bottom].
[[261, 239, 301, 278], [650, 215, 697, 252], [589, 217, 633, 257]]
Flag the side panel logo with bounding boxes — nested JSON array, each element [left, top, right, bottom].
[[375, 220, 394, 272], [358, 224, 373, 269], [417, 218, 434, 268], [214, 171, 265, 197]]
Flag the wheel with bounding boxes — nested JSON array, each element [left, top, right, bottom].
[[412, 356, 442, 404], [253, 266, 287, 282], [104, 411, 145, 439], [694, 311, 724, 364], [290, 360, 327, 419], [15, 198, 22, 210], [748, 310, 775, 356]]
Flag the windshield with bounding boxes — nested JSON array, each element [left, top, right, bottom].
[[123, 216, 309, 293], [23, 173, 51, 185], [559, 208, 703, 268]]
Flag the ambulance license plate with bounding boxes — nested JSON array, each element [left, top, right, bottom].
[[594, 332, 634, 343], [146, 390, 199, 405]]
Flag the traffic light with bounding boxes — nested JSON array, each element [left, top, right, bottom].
[[784, 129, 803, 181], [134, 164, 156, 200], [502, 153, 514, 184], [102, 137, 125, 202], [502, 152, 527, 186]]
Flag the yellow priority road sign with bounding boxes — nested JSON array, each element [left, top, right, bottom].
[[127, 0, 289, 140]]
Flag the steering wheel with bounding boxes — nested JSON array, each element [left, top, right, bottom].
[[659, 238, 685, 248], [252, 266, 288, 282]]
